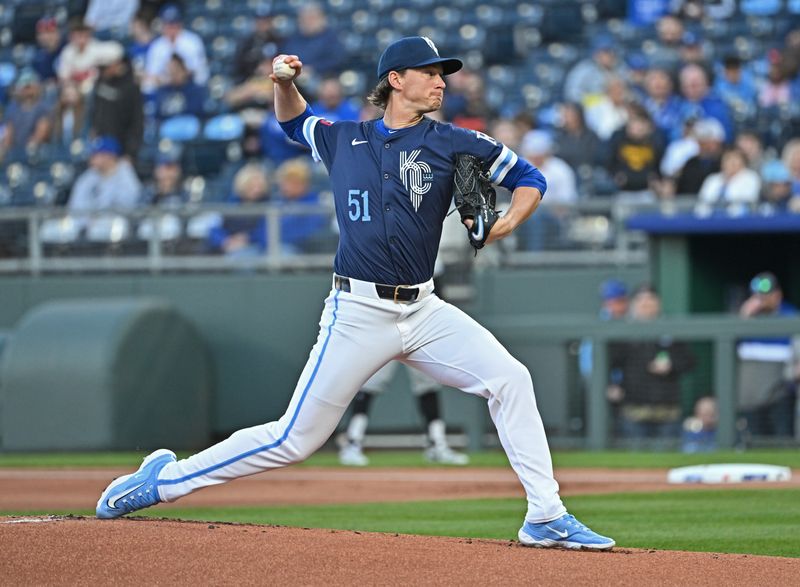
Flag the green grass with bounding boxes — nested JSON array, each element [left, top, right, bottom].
[[5, 489, 799, 558], [2, 449, 800, 469]]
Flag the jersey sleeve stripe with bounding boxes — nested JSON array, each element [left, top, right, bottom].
[[490, 149, 518, 184], [302, 116, 322, 162], [488, 145, 510, 178]]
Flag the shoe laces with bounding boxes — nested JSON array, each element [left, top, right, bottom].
[[562, 514, 588, 533], [119, 482, 157, 513]]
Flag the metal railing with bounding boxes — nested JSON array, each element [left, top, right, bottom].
[[487, 313, 800, 450], [0, 197, 701, 275]]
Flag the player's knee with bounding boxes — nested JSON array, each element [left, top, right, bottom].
[[494, 359, 533, 400], [284, 436, 326, 464]]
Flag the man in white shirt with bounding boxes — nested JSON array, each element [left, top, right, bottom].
[[57, 19, 121, 94], [517, 130, 578, 250], [68, 136, 142, 225], [84, 0, 140, 33], [144, 4, 209, 92]]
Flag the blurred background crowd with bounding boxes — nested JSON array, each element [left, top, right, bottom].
[[1, 0, 799, 451], [1, 0, 800, 256]]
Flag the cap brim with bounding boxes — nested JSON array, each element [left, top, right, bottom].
[[382, 56, 463, 79], [412, 57, 463, 75]]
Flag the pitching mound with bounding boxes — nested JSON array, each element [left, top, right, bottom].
[[2, 516, 797, 586]]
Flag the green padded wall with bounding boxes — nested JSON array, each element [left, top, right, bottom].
[[0, 298, 213, 450]]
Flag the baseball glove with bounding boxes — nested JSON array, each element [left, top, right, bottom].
[[452, 153, 498, 251]]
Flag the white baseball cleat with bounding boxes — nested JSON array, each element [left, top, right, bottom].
[[339, 444, 369, 466], [424, 445, 470, 465]]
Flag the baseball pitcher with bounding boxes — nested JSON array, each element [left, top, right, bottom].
[[96, 35, 614, 550]]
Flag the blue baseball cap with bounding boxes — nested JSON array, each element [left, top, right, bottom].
[[90, 135, 122, 156], [600, 279, 628, 301], [254, 2, 273, 18], [377, 36, 462, 80], [592, 35, 615, 53], [682, 31, 701, 46], [762, 160, 791, 183], [160, 4, 183, 24]]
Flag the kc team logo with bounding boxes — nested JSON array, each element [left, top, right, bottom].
[[399, 150, 433, 211]]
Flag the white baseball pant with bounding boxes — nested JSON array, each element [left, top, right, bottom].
[[156, 275, 566, 523]]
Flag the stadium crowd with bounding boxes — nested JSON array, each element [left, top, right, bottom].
[[1, 0, 800, 255]]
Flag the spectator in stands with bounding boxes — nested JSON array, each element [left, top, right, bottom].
[[608, 284, 696, 446], [67, 136, 142, 224], [759, 160, 798, 213], [280, 2, 344, 78], [516, 130, 577, 251], [678, 63, 733, 142], [553, 102, 600, 178], [737, 272, 800, 438], [563, 35, 625, 106], [84, 0, 141, 35], [735, 129, 766, 173], [681, 396, 718, 454], [261, 106, 310, 165], [605, 103, 664, 197], [696, 147, 761, 215], [487, 118, 523, 153], [678, 32, 711, 72], [673, 0, 735, 21], [90, 42, 143, 159], [659, 117, 699, 181], [273, 158, 328, 253], [642, 68, 685, 142], [781, 139, 800, 200], [584, 76, 630, 141], [625, 53, 650, 101], [311, 77, 360, 122], [31, 16, 65, 86], [0, 69, 52, 163], [52, 81, 88, 148], [580, 278, 629, 378], [225, 52, 275, 112], [580, 278, 630, 435], [714, 54, 758, 121], [127, 10, 155, 82], [154, 54, 208, 121], [673, 117, 724, 196], [144, 4, 209, 92], [441, 70, 492, 131], [781, 27, 800, 80], [209, 163, 272, 257], [57, 18, 115, 95], [233, 3, 283, 83], [142, 150, 189, 206], [758, 49, 797, 110], [647, 14, 685, 72]]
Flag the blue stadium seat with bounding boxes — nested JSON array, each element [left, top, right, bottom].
[[203, 114, 245, 141], [0, 61, 15, 89], [160, 115, 202, 142]]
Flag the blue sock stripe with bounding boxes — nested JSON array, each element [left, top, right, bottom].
[[160, 290, 341, 486]]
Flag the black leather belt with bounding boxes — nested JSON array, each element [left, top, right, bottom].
[[334, 275, 420, 302]]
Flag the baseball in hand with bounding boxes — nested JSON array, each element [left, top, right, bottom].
[[273, 59, 296, 81]]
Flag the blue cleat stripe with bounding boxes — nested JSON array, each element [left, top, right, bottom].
[[160, 290, 342, 486]]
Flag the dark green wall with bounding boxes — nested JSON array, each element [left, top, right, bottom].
[[0, 266, 647, 441]]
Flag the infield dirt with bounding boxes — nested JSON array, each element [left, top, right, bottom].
[[2, 466, 798, 585]]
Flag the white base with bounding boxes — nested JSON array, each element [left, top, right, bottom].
[[667, 463, 792, 484]]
